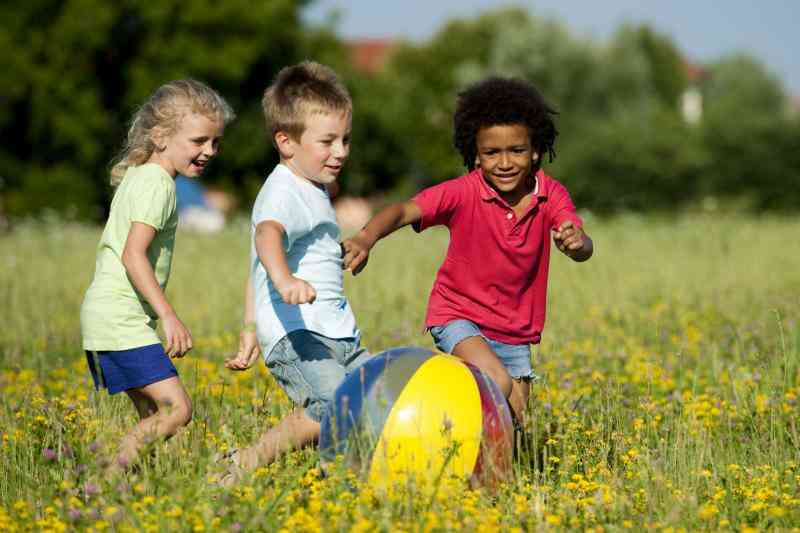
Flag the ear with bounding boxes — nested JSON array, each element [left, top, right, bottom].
[[274, 131, 294, 159], [532, 150, 540, 163]]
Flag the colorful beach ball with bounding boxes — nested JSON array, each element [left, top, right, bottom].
[[319, 347, 514, 489]]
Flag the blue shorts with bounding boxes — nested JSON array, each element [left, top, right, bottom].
[[85, 343, 178, 395], [430, 319, 538, 381], [265, 330, 372, 423]]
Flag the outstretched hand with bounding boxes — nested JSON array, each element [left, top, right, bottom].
[[552, 221, 586, 254], [225, 329, 261, 371], [342, 236, 371, 275]]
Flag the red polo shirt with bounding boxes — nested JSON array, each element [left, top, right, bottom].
[[412, 168, 582, 345]]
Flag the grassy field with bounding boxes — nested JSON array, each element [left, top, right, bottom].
[[1, 213, 799, 531]]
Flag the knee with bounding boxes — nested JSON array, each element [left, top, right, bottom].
[[176, 398, 193, 426], [162, 396, 193, 427]]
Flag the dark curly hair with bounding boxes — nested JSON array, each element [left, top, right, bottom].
[[453, 77, 558, 169]]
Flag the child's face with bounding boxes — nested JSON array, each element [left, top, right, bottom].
[[284, 110, 351, 185], [153, 113, 225, 178], [476, 124, 539, 201]]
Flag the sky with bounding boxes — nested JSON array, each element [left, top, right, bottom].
[[304, 0, 800, 94]]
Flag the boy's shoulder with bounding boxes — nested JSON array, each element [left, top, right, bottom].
[[254, 164, 302, 200], [536, 169, 572, 196]]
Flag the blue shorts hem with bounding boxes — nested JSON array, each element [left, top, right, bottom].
[[429, 319, 536, 381], [85, 344, 179, 395]]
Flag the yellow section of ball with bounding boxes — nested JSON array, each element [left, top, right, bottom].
[[368, 354, 483, 489]]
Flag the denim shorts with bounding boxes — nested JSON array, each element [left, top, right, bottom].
[[429, 319, 537, 381], [265, 330, 372, 423], [85, 343, 178, 395]]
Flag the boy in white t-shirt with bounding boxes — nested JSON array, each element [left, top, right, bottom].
[[221, 61, 371, 482]]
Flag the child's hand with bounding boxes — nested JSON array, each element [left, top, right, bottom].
[[552, 221, 593, 261], [163, 313, 193, 358], [275, 275, 317, 305], [342, 236, 371, 275], [552, 221, 585, 253], [225, 328, 261, 371]]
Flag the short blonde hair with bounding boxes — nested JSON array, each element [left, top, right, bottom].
[[110, 79, 235, 185], [261, 61, 351, 143]]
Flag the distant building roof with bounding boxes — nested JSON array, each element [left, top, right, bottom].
[[347, 38, 396, 74], [683, 60, 708, 83], [792, 94, 800, 114]]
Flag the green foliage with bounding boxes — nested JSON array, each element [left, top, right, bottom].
[[699, 55, 800, 209], [555, 108, 708, 212], [0, 0, 332, 220], [1, 3, 797, 219]]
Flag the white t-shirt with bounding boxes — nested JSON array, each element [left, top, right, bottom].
[[251, 164, 359, 357]]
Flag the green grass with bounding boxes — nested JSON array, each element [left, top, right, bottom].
[[1, 213, 799, 531]]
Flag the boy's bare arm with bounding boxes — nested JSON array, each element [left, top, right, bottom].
[[552, 221, 593, 262], [255, 220, 317, 304], [342, 200, 422, 275]]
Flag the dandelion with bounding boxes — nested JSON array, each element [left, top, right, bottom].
[[698, 503, 718, 520], [768, 506, 787, 518], [545, 513, 562, 525]]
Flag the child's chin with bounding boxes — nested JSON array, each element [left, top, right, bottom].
[[315, 174, 338, 185], [183, 168, 204, 178]]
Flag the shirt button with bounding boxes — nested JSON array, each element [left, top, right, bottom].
[[506, 212, 513, 220]]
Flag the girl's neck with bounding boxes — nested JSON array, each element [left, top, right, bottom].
[[147, 152, 177, 178]]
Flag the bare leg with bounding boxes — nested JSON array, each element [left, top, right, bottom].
[[508, 378, 531, 427], [235, 408, 320, 471], [451, 336, 513, 398], [126, 389, 158, 420], [110, 376, 192, 473]]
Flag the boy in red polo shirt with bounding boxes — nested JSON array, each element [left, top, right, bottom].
[[342, 77, 593, 423]]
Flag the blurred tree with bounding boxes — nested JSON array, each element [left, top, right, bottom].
[[699, 54, 796, 208], [555, 108, 708, 212], [1, 2, 795, 219], [0, 0, 337, 220], [617, 24, 689, 110], [370, 8, 533, 187]]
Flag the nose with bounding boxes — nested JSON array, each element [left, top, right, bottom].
[[332, 140, 349, 160], [498, 152, 512, 169], [204, 140, 218, 157]]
